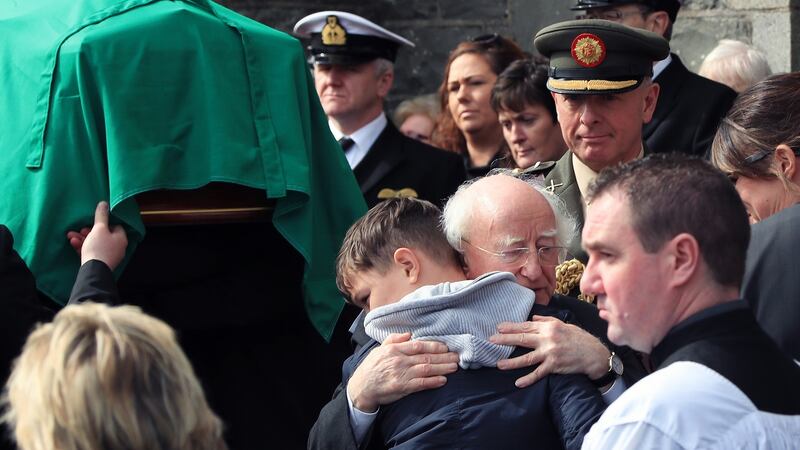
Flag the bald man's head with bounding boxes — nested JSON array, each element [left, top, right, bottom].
[[442, 173, 577, 304]]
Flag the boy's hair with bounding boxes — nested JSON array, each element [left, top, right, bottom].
[[336, 198, 460, 300], [1, 302, 227, 450]]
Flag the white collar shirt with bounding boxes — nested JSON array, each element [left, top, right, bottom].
[[583, 361, 800, 449], [329, 113, 388, 169], [652, 53, 672, 80]]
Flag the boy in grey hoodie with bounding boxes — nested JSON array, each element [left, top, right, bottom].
[[332, 197, 605, 450]]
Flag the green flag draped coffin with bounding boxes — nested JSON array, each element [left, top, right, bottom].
[[0, 0, 366, 340]]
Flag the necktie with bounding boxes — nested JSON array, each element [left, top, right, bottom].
[[338, 136, 355, 152]]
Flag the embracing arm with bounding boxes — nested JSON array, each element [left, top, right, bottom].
[[548, 373, 606, 450], [490, 316, 612, 388], [309, 333, 458, 450]]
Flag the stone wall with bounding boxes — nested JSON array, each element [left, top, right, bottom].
[[220, 0, 799, 108]]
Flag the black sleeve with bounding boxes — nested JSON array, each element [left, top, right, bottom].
[[307, 383, 361, 450], [548, 373, 606, 450], [68, 259, 120, 305], [0, 226, 56, 380]]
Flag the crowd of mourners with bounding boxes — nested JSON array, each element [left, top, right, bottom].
[[2, 0, 800, 449]]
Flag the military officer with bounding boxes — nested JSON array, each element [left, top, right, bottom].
[[294, 11, 466, 208], [535, 19, 668, 262], [571, 0, 737, 157]]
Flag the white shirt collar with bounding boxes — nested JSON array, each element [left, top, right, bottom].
[[329, 113, 388, 169], [652, 53, 672, 80]]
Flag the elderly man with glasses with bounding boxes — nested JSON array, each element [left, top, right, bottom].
[[571, 0, 737, 158], [444, 173, 645, 391], [309, 171, 647, 450]]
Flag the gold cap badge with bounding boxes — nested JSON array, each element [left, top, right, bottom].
[[377, 188, 419, 200], [571, 33, 605, 68], [321, 15, 347, 46]]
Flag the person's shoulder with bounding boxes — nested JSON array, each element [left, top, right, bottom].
[[663, 55, 736, 99], [612, 361, 752, 418], [591, 361, 757, 448], [400, 134, 462, 164], [543, 151, 573, 182], [753, 204, 800, 232], [686, 70, 737, 98]]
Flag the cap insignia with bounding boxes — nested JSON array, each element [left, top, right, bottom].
[[571, 33, 606, 68], [377, 188, 418, 200], [322, 15, 347, 46]]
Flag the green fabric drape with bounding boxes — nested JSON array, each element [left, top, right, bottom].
[[0, 0, 366, 340]]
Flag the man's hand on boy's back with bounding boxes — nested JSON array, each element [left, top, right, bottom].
[[347, 332, 459, 413]]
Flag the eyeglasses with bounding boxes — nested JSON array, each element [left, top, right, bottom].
[[580, 7, 651, 21], [461, 239, 568, 267]]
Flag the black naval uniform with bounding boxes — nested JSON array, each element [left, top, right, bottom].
[[353, 122, 466, 208], [644, 54, 737, 157]]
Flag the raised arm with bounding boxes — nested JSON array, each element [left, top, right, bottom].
[[66, 201, 128, 305]]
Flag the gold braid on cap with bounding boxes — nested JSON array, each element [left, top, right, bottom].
[[549, 78, 638, 91], [555, 258, 596, 303]]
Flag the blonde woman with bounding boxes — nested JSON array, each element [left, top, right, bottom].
[[2, 302, 227, 450]]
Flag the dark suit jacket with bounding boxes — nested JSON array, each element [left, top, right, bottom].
[[644, 54, 737, 157], [543, 151, 586, 263], [741, 204, 800, 362], [354, 123, 466, 208], [0, 226, 56, 382], [308, 294, 647, 450], [1, 228, 104, 450], [341, 303, 606, 450]]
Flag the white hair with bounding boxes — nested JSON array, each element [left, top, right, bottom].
[[441, 170, 578, 253], [373, 58, 394, 77], [699, 39, 772, 93]]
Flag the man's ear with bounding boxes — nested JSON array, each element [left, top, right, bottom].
[[645, 11, 670, 38], [774, 144, 798, 181], [377, 67, 394, 99], [665, 233, 700, 288], [641, 82, 660, 124], [393, 247, 420, 283]]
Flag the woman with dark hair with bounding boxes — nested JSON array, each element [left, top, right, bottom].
[[711, 72, 800, 224], [432, 34, 525, 178], [710, 72, 800, 364], [491, 58, 567, 172]]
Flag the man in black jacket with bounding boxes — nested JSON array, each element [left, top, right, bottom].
[[294, 11, 466, 208], [572, 0, 737, 157], [580, 155, 800, 447]]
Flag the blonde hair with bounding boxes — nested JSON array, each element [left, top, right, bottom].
[[392, 94, 440, 128], [1, 302, 227, 450]]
